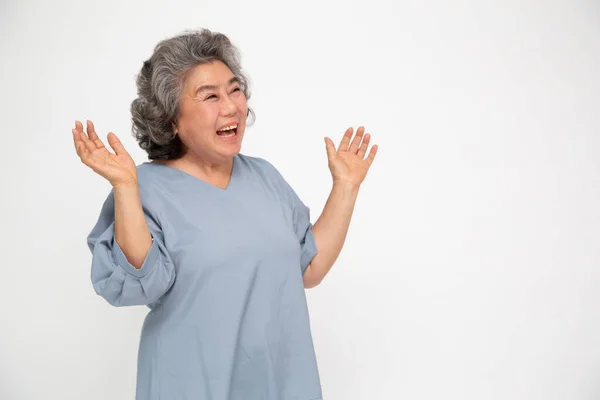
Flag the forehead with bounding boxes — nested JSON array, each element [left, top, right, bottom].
[[184, 60, 236, 90]]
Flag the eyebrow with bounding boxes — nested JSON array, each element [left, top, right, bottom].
[[195, 77, 240, 95]]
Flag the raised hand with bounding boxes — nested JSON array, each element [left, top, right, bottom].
[[72, 120, 138, 187], [324, 126, 378, 187]]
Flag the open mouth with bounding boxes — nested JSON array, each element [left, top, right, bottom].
[[216, 124, 238, 140]]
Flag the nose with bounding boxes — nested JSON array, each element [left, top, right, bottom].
[[220, 94, 236, 117]]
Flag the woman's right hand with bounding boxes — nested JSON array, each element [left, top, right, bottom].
[[73, 120, 139, 187]]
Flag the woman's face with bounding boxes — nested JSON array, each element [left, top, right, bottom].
[[175, 60, 247, 164]]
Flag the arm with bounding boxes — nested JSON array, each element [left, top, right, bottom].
[[303, 182, 359, 288], [302, 126, 377, 288], [75, 120, 175, 306], [87, 185, 176, 307], [113, 183, 153, 269]]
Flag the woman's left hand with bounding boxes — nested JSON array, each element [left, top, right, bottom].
[[325, 126, 378, 187]]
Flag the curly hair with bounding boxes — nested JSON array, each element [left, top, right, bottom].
[[130, 28, 255, 160]]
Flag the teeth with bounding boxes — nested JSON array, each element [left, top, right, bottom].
[[219, 131, 236, 138], [218, 124, 237, 131]]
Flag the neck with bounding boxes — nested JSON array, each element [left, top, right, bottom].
[[180, 152, 234, 177], [153, 153, 236, 187]]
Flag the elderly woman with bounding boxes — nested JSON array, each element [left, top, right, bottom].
[[73, 29, 377, 400]]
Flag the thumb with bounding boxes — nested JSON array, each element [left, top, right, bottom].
[[107, 132, 128, 156], [324, 137, 337, 160]]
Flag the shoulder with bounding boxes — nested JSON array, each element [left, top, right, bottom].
[[236, 153, 284, 181], [134, 162, 166, 193], [236, 153, 276, 171], [236, 153, 299, 198], [236, 153, 305, 205], [121, 162, 176, 211]]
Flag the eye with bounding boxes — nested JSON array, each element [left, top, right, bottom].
[[205, 94, 217, 100], [231, 87, 241, 94]]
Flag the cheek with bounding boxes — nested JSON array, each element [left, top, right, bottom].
[[180, 107, 218, 138], [191, 105, 219, 128], [236, 95, 248, 114]]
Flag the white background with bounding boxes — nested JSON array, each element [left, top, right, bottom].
[[2, 0, 600, 399]]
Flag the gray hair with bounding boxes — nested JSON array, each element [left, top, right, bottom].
[[130, 28, 255, 160]]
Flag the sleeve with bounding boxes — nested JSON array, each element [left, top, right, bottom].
[[86, 189, 176, 307], [260, 158, 318, 275], [292, 194, 318, 275]]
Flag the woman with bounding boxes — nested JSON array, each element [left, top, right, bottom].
[[73, 28, 377, 400]]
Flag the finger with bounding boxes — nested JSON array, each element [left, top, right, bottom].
[[87, 120, 105, 150], [349, 126, 365, 153], [324, 137, 337, 160], [366, 144, 378, 165], [74, 134, 91, 164], [338, 127, 353, 152], [72, 129, 88, 157], [72, 128, 80, 149], [357, 133, 371, 158], [107, 132, 128, 156], [73, 122, 96, 166], [77, 121, 97, 154]]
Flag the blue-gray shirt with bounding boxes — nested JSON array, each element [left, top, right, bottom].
[[87, 154, 322, 400]]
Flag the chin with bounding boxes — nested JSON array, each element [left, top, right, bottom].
[[220, 141, 242, 158]]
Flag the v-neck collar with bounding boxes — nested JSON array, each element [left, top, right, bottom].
[[145, 155, 239, 192]]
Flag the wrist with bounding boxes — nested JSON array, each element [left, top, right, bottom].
[[332, 179, 360, 194], [113, 180, 140, 194]]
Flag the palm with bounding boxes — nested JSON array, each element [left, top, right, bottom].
[[72, 120, 138, 187], [325, 126, 378, 186]]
